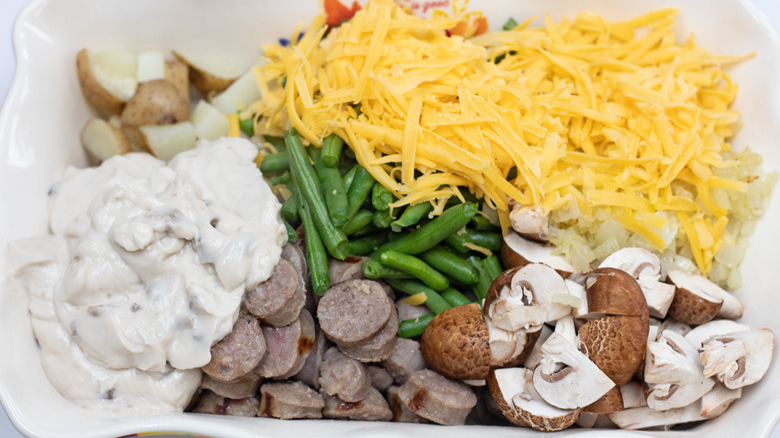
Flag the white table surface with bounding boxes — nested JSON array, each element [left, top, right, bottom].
[[2, 1, 780, 437]]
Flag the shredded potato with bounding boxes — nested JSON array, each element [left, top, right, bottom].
[[250, 0, 775, 280]]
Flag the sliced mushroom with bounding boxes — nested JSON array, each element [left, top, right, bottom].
[[608, 404, 703, 430], [645, 378, 714, 411], [684, 319, 750, 349], [485, 264, 573, 332], [501, 232, 576, 276], [644, 330, 703, 385], [532, 332, 615, 410], [565, 279, 588, 318], [582, 268, 649, 319], [619, 381, 646, 409], [700, 382, 742, 418], [522, 324, 553, 371], [699, 328, 774, 389], [487, 367, 580, 432], [598, 247, 676, 318], [509, 204, 549, 242], [667, 269, 744, 322], [485, 317, 542, 369], [584, 386, 624, 414]]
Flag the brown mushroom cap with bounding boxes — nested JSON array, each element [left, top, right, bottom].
[[420, 303, 490, 380], [584, 385, 624, 414], [667, 285, 722, 326], [584, 268, 648, 318], [579, 315, 649, 386], [487, 367, 580, 432]]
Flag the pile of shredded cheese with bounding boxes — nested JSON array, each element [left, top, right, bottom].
[[249, 0, 755, 276]]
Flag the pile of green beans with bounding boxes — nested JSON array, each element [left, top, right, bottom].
[[258, 129, 506, 335]]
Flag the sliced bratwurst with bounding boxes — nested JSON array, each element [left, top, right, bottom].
[[193, 390, 260, 417], [319, 347, 371, 402], [323, 386, 393, 421], [244, 258, 306, 327], [317, 279, 393, 346], [293, 327, 331, 390], [339, 308, 398, 363], [386, 385, 428, 423], [382, 338, 426, 385], [202, 314, 266, 382], [258, 381, 324, 419], [367, 365, 394, 392], [200, 372, 262, 399], [398, 369, 477, 425], [255, 309, 315, 379]]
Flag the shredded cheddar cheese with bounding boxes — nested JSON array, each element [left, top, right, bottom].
[[251, 0, 754, 275]]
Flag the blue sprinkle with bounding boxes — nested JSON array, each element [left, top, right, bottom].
[[278, 38, 290, 47]]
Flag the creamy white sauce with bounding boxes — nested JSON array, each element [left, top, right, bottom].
[[7, 138, 286, 413]]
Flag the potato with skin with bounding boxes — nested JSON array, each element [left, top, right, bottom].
[[121, 79, 190, 127], [164, 60, 190, 104], [173, 50, 243, 94], [80, 118, 131, 164], [76, 49, 132, 115]]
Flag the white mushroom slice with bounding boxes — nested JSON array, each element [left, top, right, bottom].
[[565, 279, 588, 318], [685, 320, 750, 349], [522, 324, 553, 371], [700, 382, 741, 418], [553, 315, 577, 346], [502, 232, 576, 273], [619, 381, 646, 409], [608, 404, 703, 430], [575, 411, 598, 428], [598, 247, 675, 318], [644, 330, 702, 384], [509, 204, 549, 242], [699, 328, 774, 389], [667, 269, 744, 319], [488, 264, 572, 331], [490, 367, 580, 431], [658, 319, 692, 337], [533, 332, 615, 410], [485, 317, 533, 366], [646, 378, 714, 411], [647, 319, 661, 343]]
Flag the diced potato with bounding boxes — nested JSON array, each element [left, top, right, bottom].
[[80, 118, 131, 163], [140, 122, 197, 160], [76, 49, 138, 114], [191, 100, 229, 140], [164, 60, 190, 104], [210, 69, 261, 114], [121, 79, 190, 127], [173, 50, 250, 93], [136, 51, 166, 82]]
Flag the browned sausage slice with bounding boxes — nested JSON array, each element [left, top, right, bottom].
[[322, 386, 393, 421], [255, 309, 315, 379], [398, 369, 477, 425], [318, 347, 371, 403], [244, 259, 306, 327], [382, 338, 426, 385], [258, 381, 324, 419], [386, 385, 428, 423], [317, 279, 392, 346], [339, 308, 398, 363], [293, 327, 331, 390], [193, 390, 260, 417], [200, 373, 262, 399], [202, 314, 265, 382]]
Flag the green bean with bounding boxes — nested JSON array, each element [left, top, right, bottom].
[[398, 313, 435, 338], [268, 170, 291, 186], [362, 259, 413, 280], [320, 134, 344, 168], [470, 214, 499, 231], [385, 279, 451, 315], [346, 165, 375, 220], [280, 193, 299, 224], [342, 165, 358, 191], [311, 148, 349, 227], [373, 202, 478, 257], [445, 228, 502, 253], [282, 218, 298, 243], [262, 135, 286, 152], [503, 17, 518, 31], [295, 184, 330, 296], [419, 247, 480, 286], [351, 221, 378, 238], [239, 116, 255, 137], [371, 183, 395, 211], [391, 202, 432, 232], [285, 128, 349, 260], [348, 234, 388, 256], [379, 250, 449, 291], [372, 209, 394, 229], [468, 256, 493, 302], [483, 254, 503, 280], [259, 152, 289, 174], [342, 209, 374, 236], [441, 288, 472, 307]]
